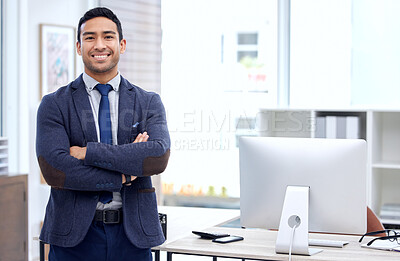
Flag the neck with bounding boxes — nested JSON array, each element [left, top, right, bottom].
[[85, 69, 118, 84]]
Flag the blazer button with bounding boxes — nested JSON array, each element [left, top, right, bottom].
[[108, 163, 112, 168], [96, 184, 100, 189]]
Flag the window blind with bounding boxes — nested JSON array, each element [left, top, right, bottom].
[[99, 0, 162, 93]]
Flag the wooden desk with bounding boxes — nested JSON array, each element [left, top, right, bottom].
[[153, 206, 240, 260], [161, 226, 400, 261], [156, 206, 240, 244]]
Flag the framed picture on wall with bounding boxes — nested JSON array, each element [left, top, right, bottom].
[[40, 24, 76, 99]]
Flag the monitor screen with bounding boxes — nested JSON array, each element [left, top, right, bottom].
[[239, 137, 367, 235]]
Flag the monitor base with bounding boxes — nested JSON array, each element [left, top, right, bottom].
[[275, 186, 323, 256]]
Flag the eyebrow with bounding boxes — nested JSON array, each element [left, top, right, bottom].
[[103, 31, 117, 35], [82, 31, 117, 37]]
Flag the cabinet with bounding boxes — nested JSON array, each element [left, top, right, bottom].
[[0, 174, 28, 261], [0, 138, 8, 175], [368, 112, 400, 226], [258, 109, 400, 226]]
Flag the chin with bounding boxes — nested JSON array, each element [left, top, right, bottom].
[[87, 64, 117, 74]]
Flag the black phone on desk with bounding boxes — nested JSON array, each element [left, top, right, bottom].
[[212, 235, 244, 243], [192, 231, 230, 239]]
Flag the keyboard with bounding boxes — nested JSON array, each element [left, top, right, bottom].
[[309, 238, 349, 248]]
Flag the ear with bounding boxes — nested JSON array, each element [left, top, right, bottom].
[[120, 39, 127, 54], [76, 41, 82, 56]]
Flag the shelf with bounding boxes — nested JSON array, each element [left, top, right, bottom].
[[381, 218, 400, 226], [0, 146, 8, 150], [258, 109, 400, 214], [163, 194, 240, 209], [0, 163, 8, 168], [372, 162, 400, 170]]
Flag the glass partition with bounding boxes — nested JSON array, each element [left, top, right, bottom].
[[161, 0, 278, 206]]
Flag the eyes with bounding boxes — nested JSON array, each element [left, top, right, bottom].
[[83, 34, 116, 41]]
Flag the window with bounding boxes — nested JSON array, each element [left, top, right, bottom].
[[0, 0, 3, 136], [290, 0, 352, 108], [161, 0, 277, 204], [237, 33, 258, 62], [237, 33, 258, 45], [100, 0, 162, 94], [161, 0, 400, 207], [351, 0, 400, 106], [289, 0, 400, 108]]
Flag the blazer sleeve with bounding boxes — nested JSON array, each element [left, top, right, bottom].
[[84, 93, 171, 176], [36, 94, 123, 191]]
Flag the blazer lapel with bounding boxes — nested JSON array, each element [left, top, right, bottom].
[[118, 77, 136, 145], [71, 75, 98, 143]]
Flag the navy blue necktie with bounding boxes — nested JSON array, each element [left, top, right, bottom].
[[96, 84, 113, 204]]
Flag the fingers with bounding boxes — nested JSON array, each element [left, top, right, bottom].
[[122, 175, 137, 186], [134, 132, 147, 143], [70, 146, 87, 160], [142, 133, 149, 142], [133, 132, 149, 143]]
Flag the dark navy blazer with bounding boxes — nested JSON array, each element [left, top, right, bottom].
[[36, 74, 170, 248]]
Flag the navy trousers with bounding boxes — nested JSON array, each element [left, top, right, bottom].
[[49, 220, 152, 261]]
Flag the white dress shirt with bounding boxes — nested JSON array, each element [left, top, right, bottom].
[[83, 72, 122, 210]]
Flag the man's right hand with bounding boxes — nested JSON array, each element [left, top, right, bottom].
[[122, 132, 149, 184]]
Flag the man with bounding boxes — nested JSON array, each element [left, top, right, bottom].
[[36, 7, 170, 261]]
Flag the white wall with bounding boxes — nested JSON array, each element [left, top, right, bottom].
[[3, 0, 96, 259], [28, 1, 94, 259], [3, 0, 25, 174]]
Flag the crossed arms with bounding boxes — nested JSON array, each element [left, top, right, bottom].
[[69, 132, 150, 183], [36, 93, 170, 191]]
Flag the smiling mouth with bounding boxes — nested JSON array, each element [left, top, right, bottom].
[[92, 54, 110, 61]]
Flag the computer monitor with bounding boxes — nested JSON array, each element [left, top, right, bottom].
[[239, 137, 367, 235]]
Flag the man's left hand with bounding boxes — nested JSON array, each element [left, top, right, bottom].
[[70, 146, 87, 160], [70, 132, 148, 164]]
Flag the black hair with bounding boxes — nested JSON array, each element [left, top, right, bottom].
[[77, 7, 123, 43]]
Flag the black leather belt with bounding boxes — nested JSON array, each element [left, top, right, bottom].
[[95, 209, 122, 224]]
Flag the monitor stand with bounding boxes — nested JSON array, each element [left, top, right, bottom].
[[275, 186, 323, 256]]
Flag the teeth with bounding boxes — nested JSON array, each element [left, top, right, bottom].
[[94, 55, 107, 59]]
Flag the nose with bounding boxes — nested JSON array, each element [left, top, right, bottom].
[[94, 38, 106, 50]]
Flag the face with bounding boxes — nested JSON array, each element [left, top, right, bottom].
[[76, 17, 126, 80]]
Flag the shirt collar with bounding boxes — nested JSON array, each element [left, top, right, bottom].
[[83, 72, 121, 92]]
